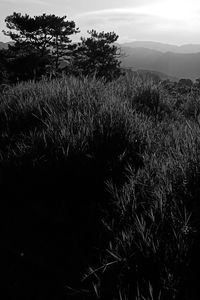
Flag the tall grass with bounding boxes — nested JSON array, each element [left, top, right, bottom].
[[1, 73, 200, 299]]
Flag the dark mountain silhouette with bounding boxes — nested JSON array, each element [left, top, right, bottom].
[[120, 46, 200, 80]]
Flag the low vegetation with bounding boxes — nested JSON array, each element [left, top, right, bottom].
[[1, 72, 200, 299]]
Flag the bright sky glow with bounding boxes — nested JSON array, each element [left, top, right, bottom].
[[80, 0, 197, 20], [1, 0, 200, 44], [137, 0, 199, 20]]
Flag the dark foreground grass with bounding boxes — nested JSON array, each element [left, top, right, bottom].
[[1, 74, 200, 299]]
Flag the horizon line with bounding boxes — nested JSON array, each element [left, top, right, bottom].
[[2, 39, 200, 47]]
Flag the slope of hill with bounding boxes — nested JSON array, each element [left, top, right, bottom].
[[131, 69, 179, 82], [121, 47, 200, 80], [1, 75, 200, 299]]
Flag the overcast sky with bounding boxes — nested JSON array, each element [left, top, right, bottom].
[[1, 0, 200, 44]]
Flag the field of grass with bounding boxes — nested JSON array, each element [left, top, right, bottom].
[[1, 73, 200, 299]]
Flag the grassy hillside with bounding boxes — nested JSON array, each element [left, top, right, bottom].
[[1, 74, 200, 299]]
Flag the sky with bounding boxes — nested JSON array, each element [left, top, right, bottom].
[[1, 0, 200, 44]]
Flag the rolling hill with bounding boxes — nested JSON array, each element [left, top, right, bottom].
[[120, 46, 200, 80]]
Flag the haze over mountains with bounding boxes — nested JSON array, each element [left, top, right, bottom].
[[120, 41, 200, 80], [121, 41, 200, 54], [1, 40, 200, 80]]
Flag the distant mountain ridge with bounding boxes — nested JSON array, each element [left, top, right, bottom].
[[120, 44, 200, 80], [2, 40, 200, 53], [120, 41, 200, 54], [2, 40, 200, 80]]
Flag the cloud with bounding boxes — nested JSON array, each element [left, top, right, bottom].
[[76, 1, 200, 44]]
